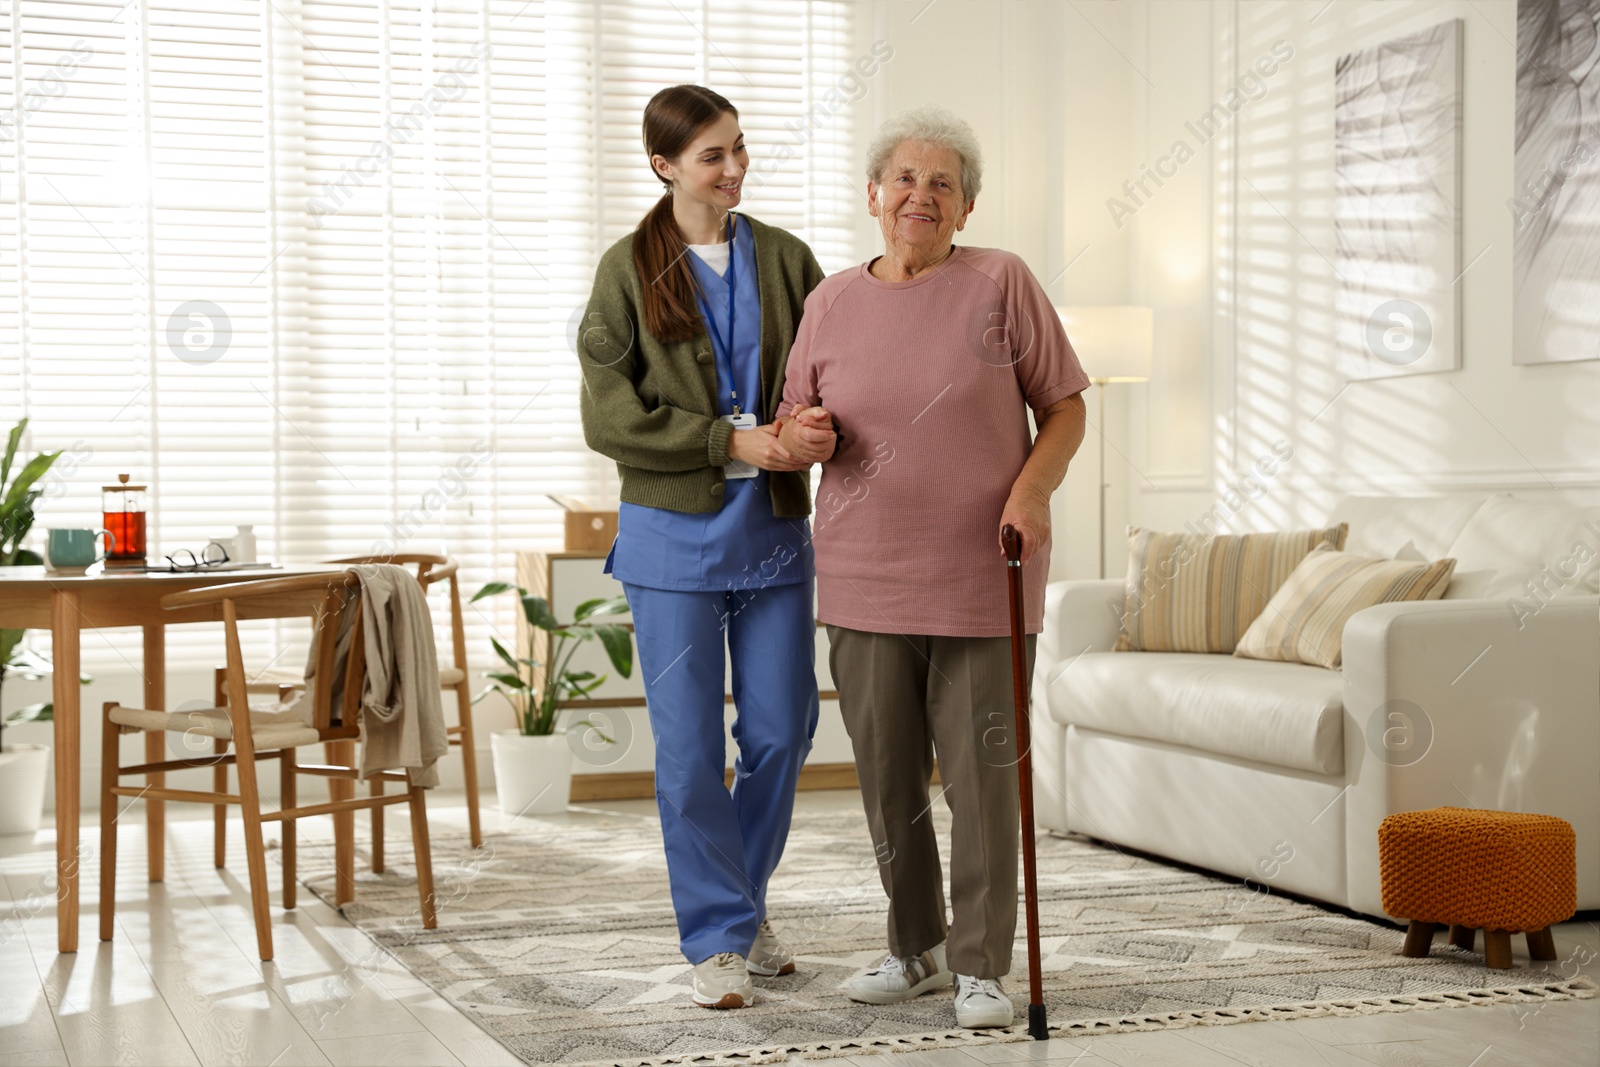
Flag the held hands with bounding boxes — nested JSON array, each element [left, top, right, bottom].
[[998, 486, 1051, 564], [776, 406, 837, 464], [728, 422, 812, 472]]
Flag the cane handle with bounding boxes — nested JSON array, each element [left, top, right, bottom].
[[1001, 523, 1023, 565]]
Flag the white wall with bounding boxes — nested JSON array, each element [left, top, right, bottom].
[[1125, 0, 1600, 544]]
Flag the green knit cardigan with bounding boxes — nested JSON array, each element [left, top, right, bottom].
[[575, 213, 825, 517]]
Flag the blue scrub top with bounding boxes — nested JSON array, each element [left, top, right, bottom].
[[607, 214, 814, 593]]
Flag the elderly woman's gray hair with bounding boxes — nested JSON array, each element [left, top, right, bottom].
[[865, 106, 984, 201]]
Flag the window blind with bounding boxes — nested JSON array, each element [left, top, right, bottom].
[[0, 0, 862, 674]]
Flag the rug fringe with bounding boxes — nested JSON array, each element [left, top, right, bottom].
[[1050, 976, 1598, 1041], [569, 977, 1597, 1066]]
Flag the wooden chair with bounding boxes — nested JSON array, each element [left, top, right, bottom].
[[210, 553, 482, 873], [100, 570, 438, 962]]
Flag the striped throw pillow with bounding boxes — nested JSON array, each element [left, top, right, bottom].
[[1115, 524, 1349, 653], [1234, 543, 1456, 669]]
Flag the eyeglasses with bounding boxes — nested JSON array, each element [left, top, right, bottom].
[[165, 544, 229, 571]]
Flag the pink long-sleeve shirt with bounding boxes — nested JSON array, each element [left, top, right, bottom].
[[779, 245, 1090, 638]]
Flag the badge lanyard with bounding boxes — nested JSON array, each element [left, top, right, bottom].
[[699, 215, 760, 481], [701, 214, 749, 417]]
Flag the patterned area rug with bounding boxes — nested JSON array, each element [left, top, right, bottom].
[[300, 806, 1594, 1066]]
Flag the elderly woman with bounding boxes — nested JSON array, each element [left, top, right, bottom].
[[777, 107, 1089, 1028]]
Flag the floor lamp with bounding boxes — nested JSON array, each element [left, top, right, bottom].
[[1057, 306, 1154, 580]]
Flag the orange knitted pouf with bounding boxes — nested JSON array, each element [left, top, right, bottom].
[[1378, 806, 1576, 969]]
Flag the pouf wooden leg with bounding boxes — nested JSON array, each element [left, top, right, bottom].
[[1449, 924, 1475, 951], [1402, 921, 1438, 958], [1526, 927, 1557, 961], [1484, 929, 1513, 969]]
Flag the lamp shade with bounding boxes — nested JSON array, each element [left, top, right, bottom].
[[1057, 305, 1153, 382]]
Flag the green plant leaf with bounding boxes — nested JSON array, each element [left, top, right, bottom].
[[0, 494, 39, 564], [520, 595, 561, 631], [483, 670, 530, 691], [565, 670, 596, 681], [12, 548, 42, 566], [0, 418, 25, 491], [7, 647, 53, 677], [470, 581, 524, 603], [592, 623, 634, 678], [1, 452, 62, 513], [5, 701, 52, 725], [0, 628, 23, 667], [570, 718, 615, 745], [0, 494, 42, 563], [489, 636, 519, 671], [566, 675, 608, 697], [573, 596, 629, 621]]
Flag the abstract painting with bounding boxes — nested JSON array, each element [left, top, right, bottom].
[[1334, 20, 1463, 379], [1513, 0, 1600, 365]]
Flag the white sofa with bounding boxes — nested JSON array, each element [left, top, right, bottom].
[[1032, 493, 1600, 920]]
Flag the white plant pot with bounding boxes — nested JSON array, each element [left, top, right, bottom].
[[0, 744, 51, 836], [490, 730, 573, 816]]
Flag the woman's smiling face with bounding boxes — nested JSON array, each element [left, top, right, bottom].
[[655, 110, 748, 213], [868, 139, 973, 263]]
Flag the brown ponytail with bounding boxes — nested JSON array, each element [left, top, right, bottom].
[[636, 85, 736, 343]]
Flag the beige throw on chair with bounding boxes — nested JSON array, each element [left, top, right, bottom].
[[298, 563, 448, 788], [218, 553, 483, 851]]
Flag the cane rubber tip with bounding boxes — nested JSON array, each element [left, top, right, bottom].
[[1028, 1004, 1049, 1040]]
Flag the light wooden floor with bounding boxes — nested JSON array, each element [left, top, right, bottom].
[[0, 790, 1594, 1067]]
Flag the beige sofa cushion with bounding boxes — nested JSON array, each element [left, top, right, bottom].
[[1235, 544, 1455, 669], [1043, 651, 1345, 775], [1115, 524, 1348, 654]]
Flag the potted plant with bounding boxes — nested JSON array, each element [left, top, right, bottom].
[[0, 417, 67, 835], [470, 583, 632, 816], [0, 649, 57, 837]]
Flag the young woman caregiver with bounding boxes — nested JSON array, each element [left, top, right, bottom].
[[574, 84, 837, 1010]]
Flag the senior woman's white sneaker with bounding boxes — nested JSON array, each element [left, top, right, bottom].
[[844, 943, 951, 1004], [747, 919, 796, 976], [953, 974, 1014, 1028], [692, 952, 754, 1008]]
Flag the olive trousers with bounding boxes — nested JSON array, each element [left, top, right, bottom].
[[828, 624, 1037, 980]]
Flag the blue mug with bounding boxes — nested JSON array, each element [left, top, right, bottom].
[[46, 527, 116, 570]]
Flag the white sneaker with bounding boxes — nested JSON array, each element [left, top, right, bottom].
[[747, 919, 796, 977], [692, 952, 754, 1008], [844, 943, 951, 1005], [953, 973, 1014, 1028]]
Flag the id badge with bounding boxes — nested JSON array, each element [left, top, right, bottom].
[[720, 412, 759, 480]]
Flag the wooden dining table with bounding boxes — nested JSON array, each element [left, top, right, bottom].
[[0, 562, 345, 952]]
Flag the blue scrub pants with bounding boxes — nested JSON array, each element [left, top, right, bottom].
[[621, 580, 819, 964]]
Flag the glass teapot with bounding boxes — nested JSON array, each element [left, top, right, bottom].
[[101, 473, 147, 565]]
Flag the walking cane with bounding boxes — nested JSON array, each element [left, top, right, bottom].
[[1001, 523, 1048, 1040]]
